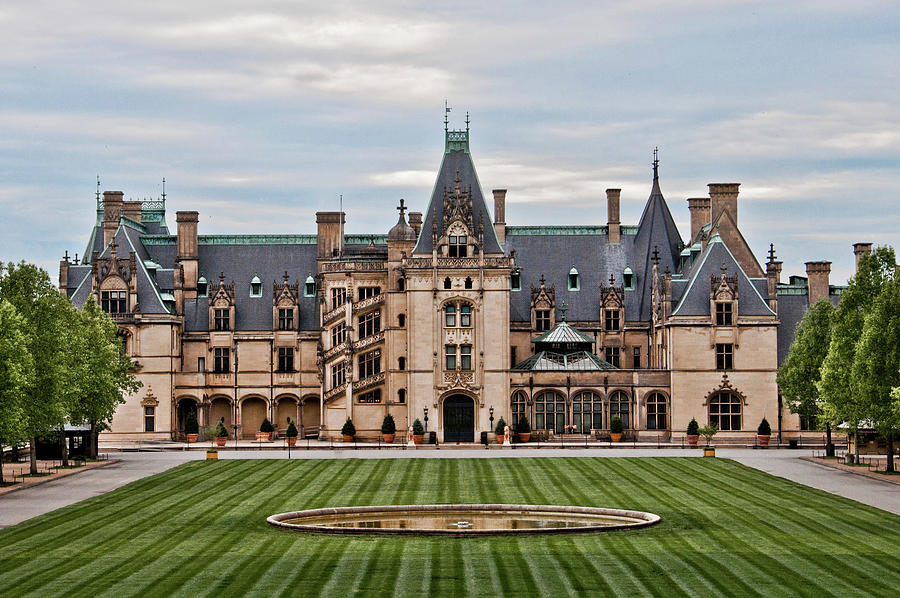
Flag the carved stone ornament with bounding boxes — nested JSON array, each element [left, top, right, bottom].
[[702, 372, 748, 406]]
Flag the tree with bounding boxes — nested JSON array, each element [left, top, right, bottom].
[[68, 298, 141, 459], [851, 279, 900, 472], [0, 300, 33, 483], [818, 247, 896, 463], [0, 262, 75, 474], [777, 299, 835, 453]]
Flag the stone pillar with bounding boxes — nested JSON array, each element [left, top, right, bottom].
[[606, 189, 621, 244], [102, 191, 124, 247], [176, 211, 199, 297], [805, 261, 831, 305], [316, 212, 345, 259]]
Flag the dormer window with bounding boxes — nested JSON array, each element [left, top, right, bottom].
[[304, 275, 316, 297], [535, 309, 551, 332], [568, 266, 580, 291], [716, 302, 733, 326], [605, 309, 620, 331], [214, 308, 230, 331], [197, 276, 209, 297], [511, 272, 521, 291], [250, 275, 262, 298], [101, 290, 127, 314], [449, 235, 467, 258], [623, 267, 634, 290]]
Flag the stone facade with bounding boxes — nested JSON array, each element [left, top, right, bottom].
[[59, 127, 849, 443]]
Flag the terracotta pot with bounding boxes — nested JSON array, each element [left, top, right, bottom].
[[496, 434, 504, 445], [215, 436, 227, 447], [610, 432, 623, 443], [186, 433, 199, 443], [686, 434, 700, 447], [256, 432, 271, 442], [206, 450, 218, 460], [342, 434, 355, 443], [413, 434, 424, 445], [757, 434, 771, 447], [703, 447, 716, 457], [518, 433, 531, 443], [286, 436, 297, 447], [382, 433, 396, 444]]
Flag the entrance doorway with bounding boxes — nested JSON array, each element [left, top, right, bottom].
[[443, 395, 475, 443]]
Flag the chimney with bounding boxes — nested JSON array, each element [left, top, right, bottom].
[[122, 200, 142, 222], [492, 189, 507, 245], [408, 212, 422, 236], [766, 245, 782, 313], [687, 197, 711, 242], [316, 212, 345, 259], [708, 183, 740, 227], [853, 243, 873, 272], [176, 211, 199, 296], [805, 261, 831, 305], [59, 255, 69, 294], [102, 191, 124, 247], [606, 189, 621, 244]]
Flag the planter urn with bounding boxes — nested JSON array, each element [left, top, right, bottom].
[[286, 436, 297, 447], [496, 434, 504, 445], [342, 434, 355, 443], [256, 432, 270, 442], [382, 433, 396, 444], [413, 434, 424, 445], [757, 434, 771, 447], [610, 432, 623, 443], [686, 434, 700, 447], [215, 436, 227, 447], [518, 433, 531, 443], [186, 433, 199, 444]]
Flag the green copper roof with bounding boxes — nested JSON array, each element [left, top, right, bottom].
[[512, 350, 617, 371], [445, 129, 469, 153], [506, 225, 637, 236]]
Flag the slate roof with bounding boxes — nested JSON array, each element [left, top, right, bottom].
[[512, 350, 617, 371], [413, 144, 503, 255]]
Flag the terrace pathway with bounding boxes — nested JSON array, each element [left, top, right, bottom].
[[2, 447, 899, 529]]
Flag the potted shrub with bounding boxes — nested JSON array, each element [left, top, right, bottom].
[[184, 411, 199, 444], [257, 418, 275, 442], [609, 416, 624, 443], [214, 419, 229, 447], [686, 418, 700, 447], [517, 415, 531, 443], [341, 418, 356, 443], [412, 418, 425, 444], [285, 420, 298, 447], [381, 414, 397, 444], [495, 417, 507, 444], [757, 417, 772, 447], [699, 423, 719, 457]]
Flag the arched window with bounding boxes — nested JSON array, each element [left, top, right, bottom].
[[568, 266, 580, 291], [250, 274, 262, 297], [398, 356, 406, 371], [398, 313, 405, 327], [464, 276, 473, 289], [443, 277, 451, 289], [572, 391, 602, 433], [511, 391, 527, 429], [646, 392, 668, 430], [608, 391, 630, 429], [534, 390, 565, 434], [445, 304, 456, 327], [709, 392, 741, 431], [398, 389, 406, 404]]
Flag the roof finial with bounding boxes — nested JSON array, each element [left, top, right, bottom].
[[559, 301, 568, 322], [540, 274, 546, 287], [161, 177, 166, 201], [96, 175, 101, 205], [721, 261, 728, 277], [652, 146, 659, 180], [767, 243, 777, 263], [283, 270, 289, 282], [465, 111, 470, 133], [397, 198, 407, 218], [609, 273, 615, 287], [63, 250, 70, 262], [444, 100, 451, 132]]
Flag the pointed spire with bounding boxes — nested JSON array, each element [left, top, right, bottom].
[[652, 146, 659, 181], [767, 243, 777, 264]]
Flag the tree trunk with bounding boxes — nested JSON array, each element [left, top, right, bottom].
[[29, 438, 37, 475], [825, 422, 834, 457], [87, 422, 98, 459], [854, 427, 860, 464], [887, 431, 895, 473], [0, 442, 4, 484], [60, 430, 69, 467]]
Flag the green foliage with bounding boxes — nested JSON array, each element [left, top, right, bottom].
[[517, 414, 531, 433], [757, 418, 771, 436], [215, 421, 229, 438], [699, 423, 719, 446], [412, 418, 424, 435], [184, 411, 199, 435], [494, 417, 507, 436], [610, 416, 624, 434], [260, 418, 274, 433], [0, 300, 33, 482], [778, 299, 834, 426], [285, 420, 298, 438], [686, 418, 700, 435], [341, 418, 356, 437], [381, 414, 396, 435]]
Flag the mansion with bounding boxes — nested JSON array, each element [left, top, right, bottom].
[[60, 125, 860, 443]]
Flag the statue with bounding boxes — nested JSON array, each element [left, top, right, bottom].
[[407, 426, 415, 447], [503, 425, 511, 446]]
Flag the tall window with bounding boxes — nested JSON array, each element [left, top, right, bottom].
[[358, 349, 381, 378], [331, 323, 347, 347], [535, 309, 551, 332], [198, 357, 205, 372], [331, 362, 346, 388], [214, 348, 230, 373], [572, 391, 602, 433], [331, 287, 347, 309], [214, 308, 230, 331], [709, 392, 741, 430], [604, 347, 620, 368], [144, 406, 155, 432], [534, 391, 565, 433], [608, 391, 630, 429], [398, 357, 406, 371], [397, 389, 406, 404], [511, 272, 521, 290], [511, 391, 527, 429], [278, 308, 294, 331], [445, 344, 456, 370], [443, 277, 452, 289], [460, 345, 472, 370], [358, 286, 381, 301], [633, 347, 641, 369], [358, 310, 381, 338], [101, 290, 127, 314], [646, 392, 668, 430], [460, 305, 472, 327], [358, 389, 381, 404], [398, 314, 405, 327], [605, 309, 620, 331], [445, 305, 456, 327], [277, 347, 294, 372], [449, 235, 467, 257], [716, 343, 733, 370], [716, 302, 733, 326]]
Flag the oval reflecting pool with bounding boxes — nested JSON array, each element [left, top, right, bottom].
[[268, 504, 660, 536]]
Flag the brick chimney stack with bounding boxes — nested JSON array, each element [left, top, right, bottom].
[[687, 197, 711, 242], [606, 189, 621, 244], [805, 261, 831, 306], [102, 191, 124, 247], [853, 243, 873, 272], [492, 189, 507, 245], [176, 211, 199, 297], [708, 183, 740, 227], [316, 212, 345, 259]]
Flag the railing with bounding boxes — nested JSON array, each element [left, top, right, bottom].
[[207, 372, 233, 385], [352, 293, 384, 313], [324, 383, 348, 403], [403, 256, 512, 269], [355, 372, 385, 392], [322, 305, 345, 325], [323, 341, 348, 361], [320, 261, 386, 273], [108, 313, 136, 323], [352, 331, 384, 352]]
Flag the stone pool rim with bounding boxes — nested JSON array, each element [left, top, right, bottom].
[[267, 504, 661, 536]]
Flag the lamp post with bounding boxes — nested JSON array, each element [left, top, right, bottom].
[[489, 406, 494, 433], [423, 407, 429, 434]]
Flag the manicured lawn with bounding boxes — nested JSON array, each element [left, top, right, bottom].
[[1, 457, 898, 597]]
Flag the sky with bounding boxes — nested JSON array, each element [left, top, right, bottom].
[[1, 0, 898, 286]]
